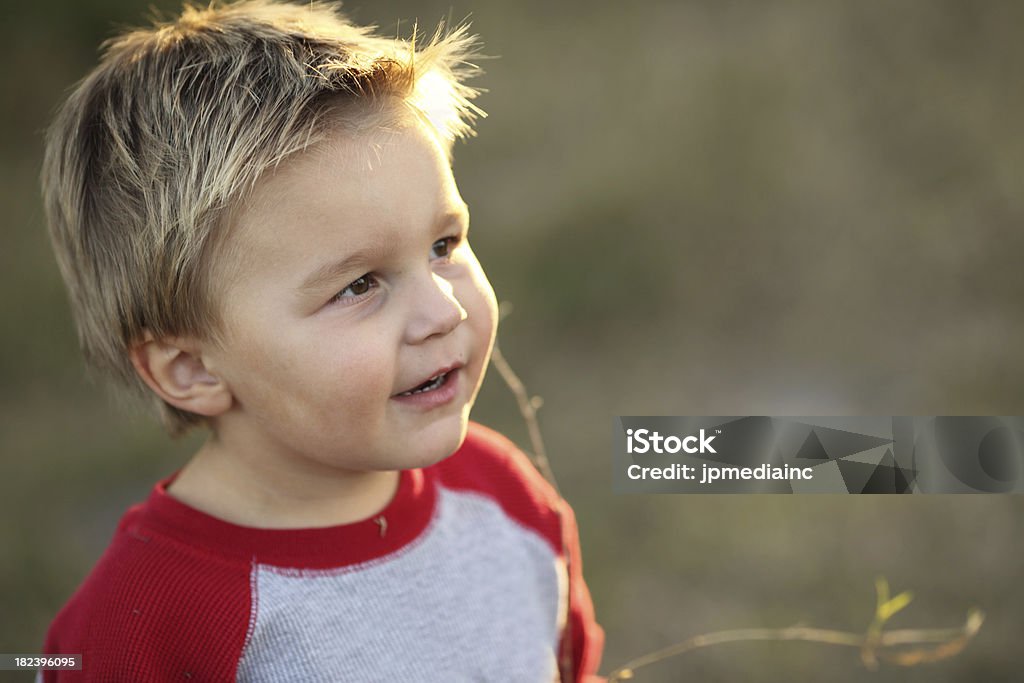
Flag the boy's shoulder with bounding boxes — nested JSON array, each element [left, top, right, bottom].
[[443, 421, 556, 493], [42, 504, 252, 681], [436, 421, 567, 551]]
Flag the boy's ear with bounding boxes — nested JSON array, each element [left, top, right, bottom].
[[128, 332, 232, 418]]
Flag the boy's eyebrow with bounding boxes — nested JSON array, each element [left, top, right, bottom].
[[299, 249, 380, 294], [298, 206, 469, 294]]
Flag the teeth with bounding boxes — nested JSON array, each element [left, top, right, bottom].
[[399, 372, 446, 396]]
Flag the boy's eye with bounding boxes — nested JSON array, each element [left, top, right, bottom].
[[431, 236, 460, 259], [330, 274, 377, 305]]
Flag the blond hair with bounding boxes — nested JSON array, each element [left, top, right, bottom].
[[41, 0, 484, 436]]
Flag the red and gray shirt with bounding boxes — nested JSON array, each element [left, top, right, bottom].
[[42, 422, 604, 681]]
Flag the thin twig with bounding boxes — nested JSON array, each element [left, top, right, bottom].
[[489, 340, 561, 497], [608, 608, 985, 681]]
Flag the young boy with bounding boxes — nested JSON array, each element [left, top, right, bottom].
[[39, 1, 603, 680]]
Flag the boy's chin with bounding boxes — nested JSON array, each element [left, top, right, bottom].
[[410, 419, 470, 468]]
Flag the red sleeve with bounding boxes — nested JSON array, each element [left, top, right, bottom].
[[40, 513, 252, 682], [557, 498, 605, 683]]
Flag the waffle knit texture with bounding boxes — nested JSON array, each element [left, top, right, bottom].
[[41, 422, 604, 681]]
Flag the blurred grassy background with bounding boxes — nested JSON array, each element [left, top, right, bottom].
[[3, 1, 1023, 680]]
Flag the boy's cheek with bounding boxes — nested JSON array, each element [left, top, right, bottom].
[[467, 255, 498, 313], [481, 274, 500, 334], [467, 278, 498, 337]]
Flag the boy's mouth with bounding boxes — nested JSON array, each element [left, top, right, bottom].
[[395, 362, 463, 397]]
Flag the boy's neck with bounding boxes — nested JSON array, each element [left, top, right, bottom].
[[166, 437, 401, 529]]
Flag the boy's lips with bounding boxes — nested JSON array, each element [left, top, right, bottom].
[[391, 363, 463, 408], [393, 361, 465, 397]]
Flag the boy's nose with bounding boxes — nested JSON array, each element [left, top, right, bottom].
[[405, 272, 467, 344]]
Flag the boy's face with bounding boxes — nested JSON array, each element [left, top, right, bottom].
[[202, 119, 498, 476]]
